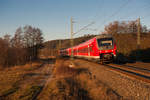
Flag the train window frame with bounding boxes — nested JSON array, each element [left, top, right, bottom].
[[96, 37, 114, 50]]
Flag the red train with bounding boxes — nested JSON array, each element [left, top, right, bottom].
[[60, 34, 117, 63]]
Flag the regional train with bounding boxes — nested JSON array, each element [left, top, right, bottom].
[[60, 34, 117, 64]]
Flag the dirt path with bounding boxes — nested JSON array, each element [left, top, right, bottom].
[[0, 59, 55, 100], [37, 58, 122, 100]]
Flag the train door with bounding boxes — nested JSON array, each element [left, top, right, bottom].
[[90, 43, 94, 56], [88, 44, 90, 56]]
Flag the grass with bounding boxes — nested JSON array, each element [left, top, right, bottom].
[[0, 87, 19, 99], [76, 72, 122, 100], [53, 59, 78, 77], [0, 62, 44, 100], [0, 58, 124, 100], [38, 77, 92, 100], [19, 85, 43, 100], [38, 58, 123, 100], [114, 33, 150, 62]]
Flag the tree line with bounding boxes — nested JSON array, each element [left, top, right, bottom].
[[102, 20, 149, 34], [0, 25, 44, 67]]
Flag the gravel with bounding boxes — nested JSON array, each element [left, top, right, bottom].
[[75, 59, 150, 100]]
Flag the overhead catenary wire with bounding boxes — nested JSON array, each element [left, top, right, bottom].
[[77, 0, 131, 35], [73, 0, 149, 35], [95, 0, 131, 33], [119, 2, 150, 20], [73, 21, 95, 35], [72, 0, 104, 36], [76, 0, 105, 24], [97, 0, 150, 33]]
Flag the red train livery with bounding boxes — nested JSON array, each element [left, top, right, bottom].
[[60, 34, 117, 63]]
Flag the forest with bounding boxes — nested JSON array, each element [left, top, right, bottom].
[[0, 25, 44, 68], [1, 20, 150, 68]]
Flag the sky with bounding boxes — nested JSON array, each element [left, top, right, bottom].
[[0, 0, 150, 41]]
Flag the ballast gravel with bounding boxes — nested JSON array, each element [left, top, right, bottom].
[[75, 59, 150, 100]]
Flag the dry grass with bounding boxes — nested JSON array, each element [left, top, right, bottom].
[[76, 72, 122, 100], [114, 33, 150, 61], [0, 62, 46, 100], [38, 77, 92, 100], [38, 59, 123, 100], [0, 58, 124, 100], [19, 85, 43, 100], [53, 59, 78, 77]]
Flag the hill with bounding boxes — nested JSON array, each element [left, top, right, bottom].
[[39, 33, 150, 62]]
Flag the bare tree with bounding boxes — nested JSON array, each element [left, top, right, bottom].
[[103, 21, 119, 35], [11, 27, 23, 48], [128, 21, 137, 33], [0, 38, 9, 67], [103, 20, 148, 35], [3, 34, 11, 45], [0, 25, 44, 67], [23, 25, 44, 60], [142, 25, 148, 33]]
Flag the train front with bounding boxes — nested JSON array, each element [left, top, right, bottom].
[[96, 35, 117, 63]]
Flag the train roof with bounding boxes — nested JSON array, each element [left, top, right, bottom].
[[73, 34, 113, 48], [66, 34, 113, 50], [96, 34, 113, 39], [72, 37, 96, 49]]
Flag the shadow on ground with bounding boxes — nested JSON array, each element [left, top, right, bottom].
[[39, 58, 56, 64], [45, 77, 92, 100], [129, 48, 150, 63], [116, 48, 150, 64]]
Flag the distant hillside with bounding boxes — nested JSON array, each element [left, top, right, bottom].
[[44, 34, 96, 49], [114, 33, 150, 62], [39, 34, 96, 58], [40, 33, 150, 62]]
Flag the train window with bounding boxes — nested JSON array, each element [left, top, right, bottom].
[[97, 38, 113, 47], [97, 38, 114, 50]]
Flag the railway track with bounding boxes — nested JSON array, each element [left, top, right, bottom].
[[77, 57, 150, 83], [103, 63, 150, 83], [64, 57, 150, 83]]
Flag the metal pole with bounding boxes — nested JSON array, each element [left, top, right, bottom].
[[69, 18, 94, 62], [59, 40, 61, 50], [71, 17, 74, 60], [59, 39, 61, 56], [137, 18, 141, 48], [137, 18, 141, 61]]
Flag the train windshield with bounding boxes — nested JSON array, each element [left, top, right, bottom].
[[97, 38, 113, 50]]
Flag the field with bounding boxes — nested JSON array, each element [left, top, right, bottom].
[[0, 60, 53, 100], [0, 58, 123, 100], [38, 58, 122, 100], [1, 57, 150, 100]]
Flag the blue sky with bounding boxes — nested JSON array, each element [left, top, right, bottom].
[[0, 0, 150, 41]]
